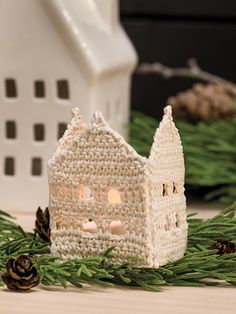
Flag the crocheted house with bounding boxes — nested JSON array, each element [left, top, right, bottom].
[[48, 106, 188, 267]]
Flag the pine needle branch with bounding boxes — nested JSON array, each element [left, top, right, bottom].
[[1, 203, 236, 291]]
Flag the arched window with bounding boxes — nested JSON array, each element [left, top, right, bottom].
[[175, 213, 179, 228], [173, 182, 179, 194], [78, 186, 92, 201], [163, 184, 168, 196], [107, 188, 121, 204]]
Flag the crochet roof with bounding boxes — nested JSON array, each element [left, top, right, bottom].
[[50, 105, 181, 168]]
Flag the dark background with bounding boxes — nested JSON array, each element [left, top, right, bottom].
[[120, 0, 236, 118]]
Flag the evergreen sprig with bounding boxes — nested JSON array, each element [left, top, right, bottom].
[[1, 203, 236, 291], [129, 111, 236, 203]]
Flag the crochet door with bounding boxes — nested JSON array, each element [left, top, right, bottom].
[[48, 106, 188, 267]]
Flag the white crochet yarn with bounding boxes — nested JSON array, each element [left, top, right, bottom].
[[47, 106, 188, 267]]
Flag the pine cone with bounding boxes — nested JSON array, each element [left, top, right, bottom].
[[168, 83, 236, 121], [209, 239, 236, 255], [35, 206, 51, 242], [1, 255, 40, 291]]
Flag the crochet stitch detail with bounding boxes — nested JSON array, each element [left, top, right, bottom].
[[48, 106, 187, 267]]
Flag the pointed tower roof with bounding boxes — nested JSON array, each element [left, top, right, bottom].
[[150, 105, 181, 154], [147, 106, 184, 180]]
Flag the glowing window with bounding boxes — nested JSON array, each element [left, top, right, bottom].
[[109, 220, 124, 235], [107, 188, 121, 204], [78, 186, 92, 201]]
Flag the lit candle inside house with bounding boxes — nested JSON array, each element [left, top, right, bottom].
[[81, 219, 97, 234], [110, 220, 124, 235], [107, 188, 121, 204]]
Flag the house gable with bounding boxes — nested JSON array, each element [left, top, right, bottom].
[[43, 0, 137, 80], [48, 110, 146, 189]]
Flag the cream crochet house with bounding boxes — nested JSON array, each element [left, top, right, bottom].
[[48, 106, 188, 267]]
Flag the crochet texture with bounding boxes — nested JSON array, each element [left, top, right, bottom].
[[48, 106, 188, 267]]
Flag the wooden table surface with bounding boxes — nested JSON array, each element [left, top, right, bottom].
[[1, 203, 236, 314]]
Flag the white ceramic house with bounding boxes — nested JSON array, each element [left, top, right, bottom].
[[48, 106, 188, 267], [0, 0, 137, 212]]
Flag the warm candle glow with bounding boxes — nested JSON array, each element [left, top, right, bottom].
[[110, 220, 124, 235], [107, 188, 121, 204], [81, 220, 97, 234], [78, 186, 92, 200]]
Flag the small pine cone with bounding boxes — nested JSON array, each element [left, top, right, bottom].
[[209, 239, 236, 255], [1, 255, 40, 291], [35, 207, 51, 242], [168, 83, 236, 121]]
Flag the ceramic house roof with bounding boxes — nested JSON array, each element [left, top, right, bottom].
[[44, 0, 137, 80]]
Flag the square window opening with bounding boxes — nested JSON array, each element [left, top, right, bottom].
[[58, 123, 67, 140], [34, 81, 45, 98], [6, 121, 17, 139], [5, 79, 17, 98], [34, 124, 45, 141], [4, 157, 15, 176], [32, 158, 42, 176], [57, 80, 69, 99]]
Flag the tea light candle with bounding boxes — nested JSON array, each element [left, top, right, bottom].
[[81, 220, 97, 234], [110, 220, 124, 235]]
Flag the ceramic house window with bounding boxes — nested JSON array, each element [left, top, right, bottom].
[[107, 188, 121, 204], [57, 123, 67, 140], [4, 157, 15, 176], [31, 158, 42, 176], [5, 79, 17, 98], [34, 80, 45, 98], [34, 124, 45, 141], [57, 80, 69, 99], [6, 121, 17, 139]]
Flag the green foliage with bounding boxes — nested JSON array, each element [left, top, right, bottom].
[[1, 204, 236, 291], [129, 111, 236, 203]]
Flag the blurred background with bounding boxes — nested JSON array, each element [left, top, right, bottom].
[[1, 0, 236, 212], [120, 0, 236, 118], [121, 0, 236, 205]]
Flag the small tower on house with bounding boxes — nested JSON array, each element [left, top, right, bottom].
[[0, 0, 137, 212], [48, 106, 188, 267]]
